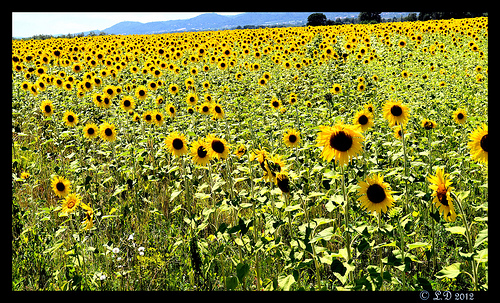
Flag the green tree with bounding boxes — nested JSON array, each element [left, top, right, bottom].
[[358, 12, 381, 23], [307, 13, 327, 26]]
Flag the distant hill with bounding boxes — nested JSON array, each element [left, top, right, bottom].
[[100, 12, 362, 35]]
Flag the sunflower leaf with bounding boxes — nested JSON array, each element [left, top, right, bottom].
[[435, 262, 462, 279], [445, 226, 466, 237], [170, 189, 183, 202]]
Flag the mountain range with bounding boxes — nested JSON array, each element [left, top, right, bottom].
[[98, 12, 358, 35], [25, 12, 416, 38]]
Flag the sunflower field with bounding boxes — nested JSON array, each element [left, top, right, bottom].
[[12, 17, 488, 291]]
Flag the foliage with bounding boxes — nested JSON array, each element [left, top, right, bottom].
[[12, 17, 488, 291]]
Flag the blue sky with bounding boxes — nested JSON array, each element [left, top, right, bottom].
[[12, 12, 243, 38]]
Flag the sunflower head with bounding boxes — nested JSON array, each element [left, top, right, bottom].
[[316, 123, 364, 166], [205, 134, 230, 160], [99, 122, 117, 142], [63, 111, 78, 127], [357, 174, 395, 215], [165, 132, 189, 157], [60, 193, 81, 216], [83, 123, 99, 139], [51, 176, 71, 198], [468, 123, 488, 163], [453, 108, 467, 125], [427, 167, 456, 222], [275, 171, 291, 194], [234, 144, 247, 158], [190, 139, 211, 166], [353, 110, 374, 132], [40, 100, 54, 117], [422, 119, 437, 130], [283, 129, 301, 148], [383, 100, 410, 127]]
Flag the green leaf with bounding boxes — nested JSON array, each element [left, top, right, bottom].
[[474, 248, 488, 263], [435, 262, 462, 279], [112, 184, 128, 196], [309, 226, 334, 243], [226, 276, 238, 290], [170, 189, 183, 202], [236, 263, 250, 283], [474, 228, 488, 248], [194, 192, 211, 200], [445, 226, 466, 236], [407, 242, 431, 250], [277, 274, 296, 291]]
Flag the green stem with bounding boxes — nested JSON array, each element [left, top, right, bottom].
[[340, 164, 353, 284], [451, 192, 478, 291]]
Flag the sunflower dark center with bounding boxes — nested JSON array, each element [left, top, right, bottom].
[[277, 176, 290, 193], [197, 146, 208, 158], [437, 187, 449, 206], [457, 113, 464, 120], [172, 138, 184, 150], [124, 100, 131, 107], [139, 90, 145, 96], [289, 134, 297, 143], [272, 101, 279, 107], [390, 105, 403, 117], [366, 184, 386, 204], [105, 128, 112, 136], [215, 106, 222, 114], [67, 115, 74, 122], [107, 89, 113, 95], [45, 105, 51, 113], [424, 121, 433, 130], [358, 115, 368, 125], [156, 114, 162, 121], [56, 182, 65, 192], [146, 115, 152, 121], [202, 106, 209, 112], [88, 128, 95, 135], [169, 107, 175, 113], [212, 140, 225, 153], [480, 134, 488, 152], [329, 131, 353, 152]]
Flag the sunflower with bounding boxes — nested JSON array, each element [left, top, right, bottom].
[[353, 110, 374, 132], [393, 125, 403, 140], [40, 100, 54, 117], [135, 85, 148, 101], [169, 83, 179, 95], [234, 144, 247, 158], [468, 123, 488, 163], [51, 176, 71, 198], [206, 134, 230, 160], [357, 174, 396, 215], [383, 100, 410, 127], [199, 102, 212, 115], [275, 171, 291, 194], [428, 167, 457, 222], [316, 122, 364, 166], [142, 111, 155, 125], [270, 98, 281, 110], [190, 139, 212, 166], [153, 110, 165, 126], [331, 83, 342, 94], [63, 111, 78, 127], [80, 202, 94, 230], [99, 122, 117, 142], [452, 108, 467, 125], [262, 154, 286, 183], [60, 193, 81, 216], [103, 85, 116, 99], [165, 132, 189, 157], [186, 92, 198, 106], [120, 96, 135, 112], [166, 104, 176, 118], [212, 103, 224, 119], [421, 119, 437, 130], [283, 129, 301, 148], [83, 123, 99, 139]]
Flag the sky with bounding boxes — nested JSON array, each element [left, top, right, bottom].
[[12, 12, 243, 38]]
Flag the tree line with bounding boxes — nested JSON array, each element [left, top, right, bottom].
[[307, 12, 488, 26]]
